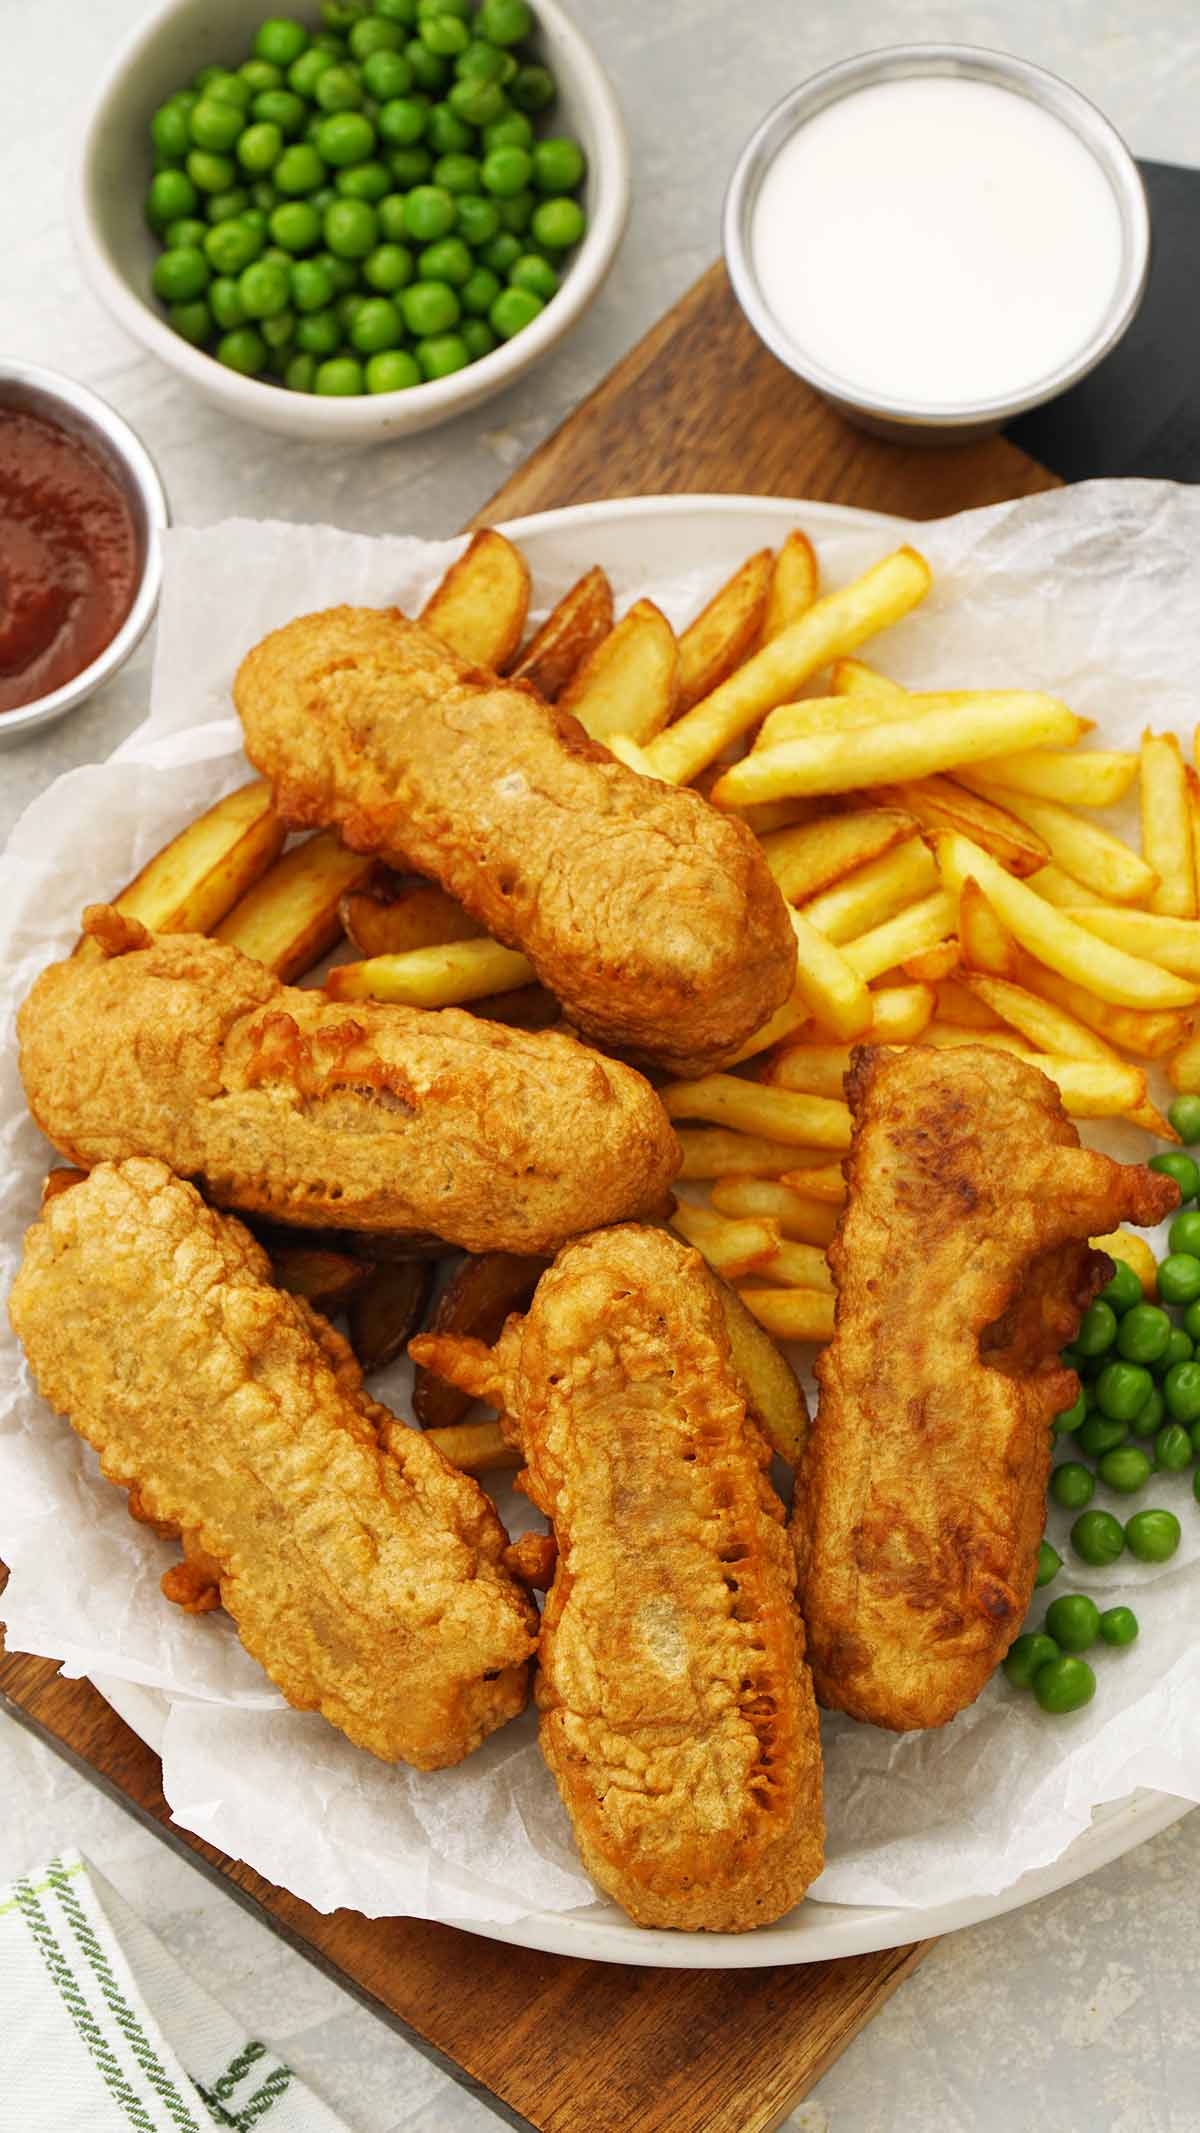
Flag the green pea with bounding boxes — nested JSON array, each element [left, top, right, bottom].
[[1098, 1259, 1143, 1316], [1168, 1093, 1200, 1144], [295, 305, 342, 353], [268, 201, 320, 254], [1033, 1654, 1096, 1714], [377, 192, 410, 241], [241, 58, 284, 93], [1097, 1444, 1152, 1494], [1099, 1605, 1138, 1648], [1052, 1387, 1088, 1435], [151, 101, 194, 160], [362, 346, 418, 391], [1164, 1358, 1200, 1422], [509, 252, 559, 300], [417, 0, 473, 19], [531, 195, 585, 250], [1191, 1417, 1200, 1460], [1003, 1630, 1061, 1689], [454, 193, 501, 245], [204, 218, 264, 275], [259, 89, 310, 141], [490, 284, 543, 338], [1183, 1301, 1200, 1344], [461, 317, 497, 359], [209, 275, 247, 329], [497, 187, 533, 232], [1050, 1461, 1094, 1510], [318, 111, 377, 166], [261, 308, 296, 353], [1170, 1213, 1200, 1261], [448, 76, 508, 127], [189, 98, 244, 154], [216, 325, 267, 374], [406, 38, 450, 91], [350, 15, 404, 57], [1044, 1593, 1100, 1653], [165, 215, 209, 250], [399, 278, 460, 334], [415, 330, 471, 378], [483, 111, 533, 151], [193, 65, 227, 90], [249, 182, 278, 213], [1157, 1252, 1200, 1308], [1074, 1299, 1117, 1358], [273, 143, 327, 194], [1117, 1303, 1172, 1365], [1130, 1385, 1166, 1438], [1153, 1421, 1192, 1473], [361, 49, 412, 102], [425, 103, 473, 154], [321, 0, 366, 29], [482, 144, 532, 197], [255, 17, 310, 67], [325, 197, 379, 256], [532, 137, 585, 195], [457, 39, 513, 84], [235, 122, 282, 175], [434, 153, 483, 194], [168, 298, 213, 345], [212, 73, 255, 111], [315, 354, 365, 394], [363, 241, 414, 292], [320, 249, 359, 291], [420, 15, 470, 57], [206, 185, 252, 224], [239, 257, 292, 319], [418, 236, 473, 285], [482, 230, 521, 273], [1150, 1151, 1200, 1202], [1035, 1538, 1062, 1587], [403, 184, 457, 239], [388, 145, 434, 185], [1093, 1360, 1152, 1424], [281, 350, 316, 391], [1125, 1507, 1181, 1562], [349, 295, 403, 352], [289, 46, 337, 97], [151, 246, 210, 303], [1077, 1413, 1130, 1459], [374, 0, 418, 20], [461, 264, 501, 315], [337, 289, 368, 332], [336, 160, 393, 200], [478, 0, 533, 43], [146, 169, 199, 228], [510, 62, 556, 114], [379, 96, 428, 147], [1071, 1509, 1125, 1567]]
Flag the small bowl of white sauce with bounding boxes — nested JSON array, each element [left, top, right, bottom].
[[723, 46, 1150, 443]]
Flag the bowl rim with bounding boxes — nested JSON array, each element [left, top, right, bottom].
[[722, 42, 1151, 430], [69, 0, 630, 434], [0, 359, 169, 743]]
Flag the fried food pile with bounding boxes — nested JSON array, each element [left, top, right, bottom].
[[18, 905, 678, 1256], [8, 1159, 538, 1768], [797, 1047, 1179, 1733], [412, 1225, 824, 1932], [233, 605, 797, 1075]]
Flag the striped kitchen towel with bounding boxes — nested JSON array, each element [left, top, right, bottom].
[[0, 1851, 352, 2131]]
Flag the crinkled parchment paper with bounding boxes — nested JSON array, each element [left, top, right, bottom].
[[4, 482, 1200, 1927]]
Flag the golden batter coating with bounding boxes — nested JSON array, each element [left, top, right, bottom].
[[799, 1046, 1179, 1734], [233, 606, 796, 1075], [17, 909, 679, 1255], [8, 1158, 537, 1768], [412, 1225, 824, 1932]]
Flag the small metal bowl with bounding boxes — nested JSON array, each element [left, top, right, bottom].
[[723, 45, 1151, 445], [0, 361, 168, 747]]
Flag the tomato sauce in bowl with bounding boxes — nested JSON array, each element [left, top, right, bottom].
[[0, 407, 140, 716]]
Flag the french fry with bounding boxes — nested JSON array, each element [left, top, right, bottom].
[[934, 835, 1199, 1009], [933, 977, 1003, 1028], [955, 779, 1158, 904], [348, 1260, 436, 1374], [761, 528, 819, 639], [340, 883, 480, 957], [642, 545, 932, 785], [722, 796, 823, 835], [969, 749, 1138, 806], [767, 1045, 854, 1099], [779, 1163, 847, 1203], [674, 1128, 835, 1179], [670, 1201, 782, 1280], [511, 565, 613, 698], [737, 1287, 836, 1343], [214, 830, 375, 981], [1168, 1033, 1200, 1093], [711, 1176, 840, 1246], [714, 1281, 808, 1464], [424, 1418, 520, 1475], [1091, 1230, 1157, 1299], [759, 807, 917, 904], [725, 994, 813, 1067], [957, 876, 1020, 976], [873, 775, 1050, 878], [788, 908, 872, 1039], [714, 693, 1083, 806], [865, 982, 936, 1041], [1141, 731, 1197, 917], [76, 780, 286, 957], [761, 1238, 834, 1291], [1026, 863, 1108, 909], [604, 732, 666, 781], [840, 890, 957, 984], [662, 1074, 853, 1149], [325, 936, 534, 1007], [829, 656, 905, 699], [1011, 950, 1190, 1061], [799, 838, 940, 944], [1058, 905, 1200, 979], [677, 548, 773, 711], [902, 941, 960, 982], [918, 1026, 1146, 1116], [958, 972, 1171, 1135], [919, 1022, 1033, 1057], [270, 1245, 371, 1313], [1187, 766, 1200, 913], [756, 693, 927, 748], [419, 527, 530, 670], [558, 597, 678, 743]]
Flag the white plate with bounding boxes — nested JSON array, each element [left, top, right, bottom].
[[87, 492, 1193, 1968]]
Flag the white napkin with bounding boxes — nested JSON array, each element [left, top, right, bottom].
[[0, 1851, 351, 2132]]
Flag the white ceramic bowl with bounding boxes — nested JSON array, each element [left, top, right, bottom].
[[70, 0, 630, 442]]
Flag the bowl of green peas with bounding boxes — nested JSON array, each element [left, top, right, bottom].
[[71, 0, 629, 439]]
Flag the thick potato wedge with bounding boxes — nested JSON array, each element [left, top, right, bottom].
[[714, 1278, 808, 1465], [671, 1202, 781, 1280], [270, 1245, 373, 1313], [213, 829, 375, 981], [643, 546, 932, 785], [424, 1418, 520, 1474], [419, 527, 531, 670], [933, 976, 1003, 1028], [1141, 731, 1196, 917], [412, 1251, 547, 1430], [511, 565, 613, 698], [558, 597, 679, 744], [874, 775, 1050, 878], [957, 875, 1020, 977], [663, 1074, 853, 1150], [1168, 1033, 1200, 1094], [759, 807, 918, 904], [326, 936, 534, 1007], [799, 838, 940, 945], [955, 778, 1157, 905], [677, 548, 773, 712], [761, 529, 819, 640], [738, 1287, 836, 1343], [76, 781, 286, 958], [339, 882, 481, 957], [348, 1259, 436, 1374]]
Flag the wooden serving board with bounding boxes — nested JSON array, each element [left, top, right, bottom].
[[0, 261, 1057, 2133]]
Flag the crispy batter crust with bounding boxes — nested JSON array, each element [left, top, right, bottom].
[[17, 911, 679, 1255], [8, 1158, 537, 1767], [798, 1046, 1180, 1733], [412, 1225, 824, 1931], [233, 607, 796, 1075]]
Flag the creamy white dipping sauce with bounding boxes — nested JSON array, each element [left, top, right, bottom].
[[750, 76, 1125, 408]]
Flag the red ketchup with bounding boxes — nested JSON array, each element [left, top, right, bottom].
[[0, 407, 139, 715]]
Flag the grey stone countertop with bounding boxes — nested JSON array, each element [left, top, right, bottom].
[[4, 2, 1200, 2128]]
